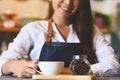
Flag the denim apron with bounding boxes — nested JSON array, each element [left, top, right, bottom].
[[39, 19, 82, 67]]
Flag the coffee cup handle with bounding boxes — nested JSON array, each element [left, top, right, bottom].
[[36, 64, 42, 74], [36, 69, 42, 74]]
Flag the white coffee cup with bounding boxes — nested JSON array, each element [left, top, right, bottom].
[[37, 61, 64, 75]]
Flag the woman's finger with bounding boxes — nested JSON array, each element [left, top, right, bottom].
[[34, 59, 39, 63], [23, 71, 33, 78], [25, 66, 36, 75]]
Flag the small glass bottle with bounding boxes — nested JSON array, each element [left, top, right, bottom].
[[69, 55, 91, 75]]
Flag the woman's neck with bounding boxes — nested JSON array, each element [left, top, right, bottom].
[[52, 15, 71, 28]]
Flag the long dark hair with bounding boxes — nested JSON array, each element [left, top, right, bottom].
[[47, 0, 98, 64]]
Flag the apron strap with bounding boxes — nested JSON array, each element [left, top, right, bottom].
[[46, 19, 54, 42]]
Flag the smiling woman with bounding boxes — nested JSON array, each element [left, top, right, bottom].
[[0, 0, 120, 78]]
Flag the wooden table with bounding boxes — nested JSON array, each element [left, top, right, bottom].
[[0, 76, 120, 80], [32, 74, 93, 80]]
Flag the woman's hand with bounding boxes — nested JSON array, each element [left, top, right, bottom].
[[2, 59, 38, 78]]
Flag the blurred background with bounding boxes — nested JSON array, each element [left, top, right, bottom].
[[0, 0, 120, 62]]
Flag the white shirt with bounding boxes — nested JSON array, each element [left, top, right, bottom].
[[0, 20, 120, 76]]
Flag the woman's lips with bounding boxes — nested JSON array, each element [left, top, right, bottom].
[[61, 6, 69, 11], [60, 5, 73, 13]]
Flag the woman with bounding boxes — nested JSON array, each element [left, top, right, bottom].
[[0, 0, 120, 77]]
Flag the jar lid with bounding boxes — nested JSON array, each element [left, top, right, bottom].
[[73, 55, 87, 59]]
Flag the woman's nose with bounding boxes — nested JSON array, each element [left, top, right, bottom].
[[64, 0, 71, 5]]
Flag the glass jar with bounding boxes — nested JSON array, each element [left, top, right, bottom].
[[69, 55, 91, 75]]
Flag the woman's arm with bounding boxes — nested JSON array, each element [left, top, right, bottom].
[[0, 23, 34, 77], [2, 60, 37, 77], [91, 26, 120, 76]]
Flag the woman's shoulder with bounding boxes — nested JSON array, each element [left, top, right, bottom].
[[25, 20, 48, 29], [27, 20, 48, 25]]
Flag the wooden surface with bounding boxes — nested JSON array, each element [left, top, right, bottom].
[[1, 76, 120, 80], [32, 74, 93, 80]]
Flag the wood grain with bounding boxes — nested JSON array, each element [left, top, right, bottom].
[[32, 74, 93, 80]]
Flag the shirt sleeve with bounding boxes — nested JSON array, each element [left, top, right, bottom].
[[91, 26, 120, 77], [0, 23, 34, 76]]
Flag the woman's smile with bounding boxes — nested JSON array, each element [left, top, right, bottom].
[[52, 0, 79, 19], [59, 4, 73, 14]]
